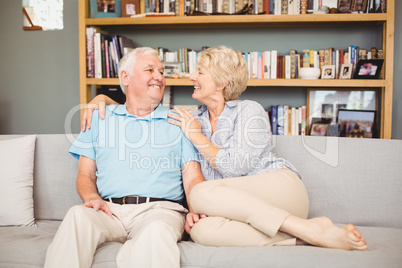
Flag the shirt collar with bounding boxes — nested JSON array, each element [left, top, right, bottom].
[[195, 100, 239, 117], [112, 103, 168, 120]]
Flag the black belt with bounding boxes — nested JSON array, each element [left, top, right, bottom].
[[104, 196, 180, 205]]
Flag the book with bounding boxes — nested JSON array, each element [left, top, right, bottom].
[[271, 50, 277, 79], [271, 105, 278, 135], [86, 27, 95, 78], [277, 105, 284, 135]]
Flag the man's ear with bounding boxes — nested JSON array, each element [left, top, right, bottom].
[[120, 70, 130, 86]]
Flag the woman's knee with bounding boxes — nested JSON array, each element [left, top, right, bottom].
[[190, 181, 222, 210]]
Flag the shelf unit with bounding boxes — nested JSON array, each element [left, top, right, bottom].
[[78, 0, 394, 138]]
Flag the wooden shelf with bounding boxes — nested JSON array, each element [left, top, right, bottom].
[[87, 78, 386, 88], [85, 13, 387, 28]]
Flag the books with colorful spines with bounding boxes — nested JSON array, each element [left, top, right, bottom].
[[281, 0, 288, 14], [283, 105, 289, 135], [291, 107, 296, 135], [290, 49, 297, 79], [318, 49, 325, 71], [257, 52, 263, 79], [285, 55, 291, 79], [94, 32, 102, 78], [86, 27, 95, 78], [295, 54, 300, 78], [301, 105, 306, 135], [277, 54, 283, 79], [263, 51, 271, 79], [100, 34, 108, 78], [309, 49, 314, 67], [262, 0, 270, 14], [277, 105, 284, 135], [329, 47, 334, 65], [302, 49, 310, 68], [271, 50, 277, 79], [104, 40, 110, 78], [271, 105, 278, 135], [252, 51, 258, 79], [324, 49, 330, 66]]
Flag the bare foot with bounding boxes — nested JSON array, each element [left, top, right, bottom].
[[282, 216, 368, 251]]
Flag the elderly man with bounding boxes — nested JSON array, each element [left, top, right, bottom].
[[44, 47, 204, 268]]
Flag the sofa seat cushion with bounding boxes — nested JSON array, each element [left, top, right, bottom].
[[1, 223, 401, 268], [179, 225, 402, 268]]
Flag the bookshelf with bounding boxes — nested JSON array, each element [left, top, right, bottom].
[[78, 0, 394, 139]]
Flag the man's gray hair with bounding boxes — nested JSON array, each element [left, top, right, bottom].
[[118, 47, 159, 94]]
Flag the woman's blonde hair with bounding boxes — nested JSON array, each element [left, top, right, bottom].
[[198, 46, 249, 101]]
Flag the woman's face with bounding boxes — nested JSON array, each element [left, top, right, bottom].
[[189, 64, 220, 103]]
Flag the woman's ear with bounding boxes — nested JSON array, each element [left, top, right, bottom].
[[217, 81, 228, 91]]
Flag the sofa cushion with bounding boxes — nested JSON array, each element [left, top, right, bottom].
[[0, 135, 36, 226]]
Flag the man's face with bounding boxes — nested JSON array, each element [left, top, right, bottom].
[[127, 53, 166, 105]]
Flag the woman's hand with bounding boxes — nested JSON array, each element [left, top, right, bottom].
[[185, 212, 207, 234], [168, 108, 202, 141], [81, 94, 117, 131]]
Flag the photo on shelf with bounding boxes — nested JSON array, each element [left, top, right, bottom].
[[337, 0, 352, 13], [350, 0, 368, 13], [306, 88, 378, 127], [353, 59, 384, 79], [163, 62, 182, 77], [339, 63, 353, 79], [310, 123, 328, 136], [121, 0, 140, 16], [338, 109, 376, 138], [90, 0, 122, 18], [321, 65, 336, 79]]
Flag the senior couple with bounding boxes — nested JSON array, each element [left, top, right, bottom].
[[45, 46, 368, 268]]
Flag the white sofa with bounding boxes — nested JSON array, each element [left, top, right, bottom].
[[0, 134, 401, 267]]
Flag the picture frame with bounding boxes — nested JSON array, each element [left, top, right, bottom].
[[353, 59, 384, 79], [90, 0, 122, 18], [121, 0, 140, 17], [306, 88, 378, 126], [337, 0, 352, 13], [321, 65, 336, 79], [309, 123, 328, 136], [163, 62, 182, 77], [337, 109, 376, 138], [350, 0, 368, 13], [339, 64, 353, 79]]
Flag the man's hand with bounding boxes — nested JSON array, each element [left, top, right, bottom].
[[185, 212, 207, 234], [81, 94, 117, 131], [83, 198, 113, 218]]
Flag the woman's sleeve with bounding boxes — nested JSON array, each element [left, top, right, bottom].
[[214, 101, 272, 178]]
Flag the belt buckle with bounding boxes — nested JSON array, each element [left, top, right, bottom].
[[122, 195, 139, 204]]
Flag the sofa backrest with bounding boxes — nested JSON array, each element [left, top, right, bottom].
[[272, 135, 402, 229], [2, 134, 401, 228]]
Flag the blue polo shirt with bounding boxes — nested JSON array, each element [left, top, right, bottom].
[[69, 104, 199, 201]]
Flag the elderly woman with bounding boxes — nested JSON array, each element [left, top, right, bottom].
[[83, 46, 368, 251]]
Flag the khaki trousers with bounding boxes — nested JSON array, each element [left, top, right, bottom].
[[190, 167, 309, 247], [44, 201, 186, 268]]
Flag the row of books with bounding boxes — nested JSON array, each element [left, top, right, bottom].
[[86, 27, 135, 78], [245, 45, 382, 79], [86, 31, 382, 80], [268, 105, 307, 136], [116, 0, 386, 17], [272, 0, 386, 15]]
